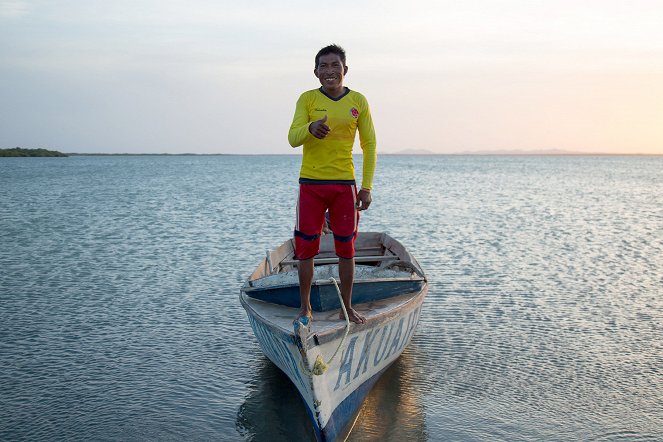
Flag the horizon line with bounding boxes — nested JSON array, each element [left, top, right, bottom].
[[58, 152, 662, 156], [4, 148, 661, 157]]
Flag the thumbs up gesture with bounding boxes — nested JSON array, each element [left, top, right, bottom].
[[309, 115, 330, 139]]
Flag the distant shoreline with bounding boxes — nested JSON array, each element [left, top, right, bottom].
[[0, 148, 67, 157]]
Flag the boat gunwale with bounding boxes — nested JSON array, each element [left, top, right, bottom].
[[312, 283, 428, 344], [246, 232, 426, 283], [241, 273, 426, 293], [239, 281, 428, 346]]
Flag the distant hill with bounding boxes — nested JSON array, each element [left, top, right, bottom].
[[385, 148, 596, 155], [385, 148, 437, 155], [0, 147, 67, 157]]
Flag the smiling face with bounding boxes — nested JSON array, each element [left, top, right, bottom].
[[314, 53, 348, 97]]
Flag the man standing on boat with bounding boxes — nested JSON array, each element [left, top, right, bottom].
[[288, 44, 377, 325]]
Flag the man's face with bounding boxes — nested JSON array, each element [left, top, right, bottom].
[[314, 53, 348, 91]]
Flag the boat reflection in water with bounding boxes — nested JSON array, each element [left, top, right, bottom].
[[344, 345, 427, 441], [235, 356, 313, 441], [236, 346, 426, 441]]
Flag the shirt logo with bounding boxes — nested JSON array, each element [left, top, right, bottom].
[[350, 107, 359, 118]]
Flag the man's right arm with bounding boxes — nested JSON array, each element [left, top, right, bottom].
[[288, 94, 311, 147]]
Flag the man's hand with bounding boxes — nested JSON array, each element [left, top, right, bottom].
[[356, 188, 372, 211], [309, 115, 330, 139]]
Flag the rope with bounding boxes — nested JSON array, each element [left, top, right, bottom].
[[298, 277, 352, 376], [342, 409, 362, 442]]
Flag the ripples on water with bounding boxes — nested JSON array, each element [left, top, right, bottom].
[[1, 155, 661, 441]]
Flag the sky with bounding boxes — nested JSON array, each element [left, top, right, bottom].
[[1, 0, 662, 154]]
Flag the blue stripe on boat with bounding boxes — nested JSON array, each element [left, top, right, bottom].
[[318, 363, 392, 441], [246, 280, 425, 312]]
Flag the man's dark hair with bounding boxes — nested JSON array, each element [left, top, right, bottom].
[[315, 44, 346, 68]]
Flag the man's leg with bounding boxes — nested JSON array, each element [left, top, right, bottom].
[[298, 257, 314, 320], [294, 184, 326, 322], [329, 184, 364, 324], [339, 257, 365, 324]]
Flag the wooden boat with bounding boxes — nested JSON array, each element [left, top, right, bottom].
[[239, 232, 427, 441]]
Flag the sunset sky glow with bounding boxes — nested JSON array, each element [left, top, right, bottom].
[[1, 0, 662, 154]]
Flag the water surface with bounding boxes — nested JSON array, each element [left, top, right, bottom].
[[1, 155, 661, 441]]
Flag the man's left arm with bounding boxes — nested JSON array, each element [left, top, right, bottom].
[[357, 96, 377, 210]]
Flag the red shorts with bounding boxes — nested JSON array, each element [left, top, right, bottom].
[[294, 183, 359, 260]]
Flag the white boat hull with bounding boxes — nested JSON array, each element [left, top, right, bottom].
[[240, 286, 426, 441]]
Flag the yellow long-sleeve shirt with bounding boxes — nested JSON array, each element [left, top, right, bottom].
[[288, 88, 377, 190]]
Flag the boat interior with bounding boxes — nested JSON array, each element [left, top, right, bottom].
[[248, 232, 425, 282]]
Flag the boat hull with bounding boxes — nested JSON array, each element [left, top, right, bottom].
[[240, 284, 427, 441]]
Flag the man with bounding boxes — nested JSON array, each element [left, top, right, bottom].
[[288, 44, 377, 324]]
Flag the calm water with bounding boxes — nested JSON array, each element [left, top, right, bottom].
[[1, 155, 661, 441]]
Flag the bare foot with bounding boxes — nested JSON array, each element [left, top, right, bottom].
[[297, 308, 313, 325], [340, 307, 365, 324]]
